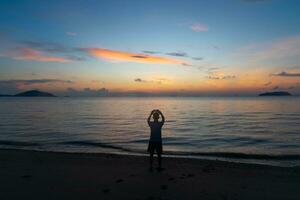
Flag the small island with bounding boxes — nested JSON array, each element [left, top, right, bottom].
[[259, 91, 292, 96], [0, 90, 56, 97], [0, 94, 12, 97]]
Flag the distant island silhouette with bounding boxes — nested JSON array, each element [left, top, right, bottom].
[[259, 91, 292, 96], [0, 90, 56, 97]]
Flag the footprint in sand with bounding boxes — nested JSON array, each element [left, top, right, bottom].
[[161, 185, 168, 190], [102, 188, 110, 194], [116, 178, 124, 183], [146, 196, 154, 200], [202, 164, 215, 173], [157, 168, 165, 172], [180, 173, 186, 179], [21, 175, 32, 178]]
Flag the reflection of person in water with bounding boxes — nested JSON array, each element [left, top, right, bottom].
[[147, 109, 165, 171]]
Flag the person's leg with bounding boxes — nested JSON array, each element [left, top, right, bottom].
[[157, 153, 162, 169], [149, 150, 154, 170], [157, 141, 162, 170], [148, 142, 154, 170], [149, 146, 154, 171]]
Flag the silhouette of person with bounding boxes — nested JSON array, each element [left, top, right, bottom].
[[147, 109, 165, 171]]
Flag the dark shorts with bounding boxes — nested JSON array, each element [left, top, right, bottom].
[[147, 141, 162, 154]]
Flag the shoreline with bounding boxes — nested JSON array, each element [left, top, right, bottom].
[[1, 148, 299, 200], [1, 146, 299, 167]]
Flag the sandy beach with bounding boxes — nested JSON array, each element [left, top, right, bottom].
[[0, 149, 299, 200]]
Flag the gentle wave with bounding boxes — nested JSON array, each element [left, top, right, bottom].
[[61, 141, 138, 153], [1, 139, 299, 161], [175, 152, 300, 160], [0, 140, 40, 146], [58, 141, 300, 160], [2, 139, 300, 161]]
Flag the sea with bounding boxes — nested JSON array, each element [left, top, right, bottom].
[[0, 96, 299, 167]]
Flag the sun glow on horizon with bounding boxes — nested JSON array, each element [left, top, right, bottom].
[[0, 0, 300, 96]]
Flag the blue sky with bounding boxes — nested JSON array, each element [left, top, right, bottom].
[[1, 0, 300, 96]]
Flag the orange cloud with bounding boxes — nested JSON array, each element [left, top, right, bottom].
[[14, 48, 69, 63], [85, 48, 188, 66]]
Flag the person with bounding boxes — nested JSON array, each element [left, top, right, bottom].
[[147, 109, 165, 171]]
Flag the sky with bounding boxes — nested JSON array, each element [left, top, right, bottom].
[[0, 0, 300, 96]]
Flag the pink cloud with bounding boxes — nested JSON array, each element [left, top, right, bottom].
[[191, 23, 209, 32], [8, 48, 69, 63]]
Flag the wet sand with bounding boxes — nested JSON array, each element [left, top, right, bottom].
[[0, 149, 299, 200]]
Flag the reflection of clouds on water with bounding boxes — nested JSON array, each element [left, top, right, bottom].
[[0, 97, 299, 166]]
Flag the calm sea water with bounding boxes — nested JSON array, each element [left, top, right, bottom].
[[0, 97, 300, 166]]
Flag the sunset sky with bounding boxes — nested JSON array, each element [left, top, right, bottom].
[[1, 0, 300, 96]]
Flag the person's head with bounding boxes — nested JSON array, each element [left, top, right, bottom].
[[152, 112, 160, 121]]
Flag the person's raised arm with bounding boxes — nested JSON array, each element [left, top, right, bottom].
[[147, 110, 155, 125], [157, 110, 165, 125]]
